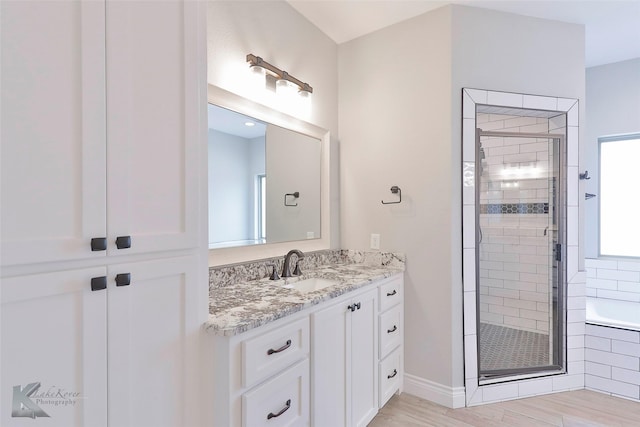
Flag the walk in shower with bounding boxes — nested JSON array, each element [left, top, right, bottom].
[[475, 106, 567, 380]]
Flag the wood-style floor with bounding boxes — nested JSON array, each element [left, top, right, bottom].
[[369, 390, 640, 426]]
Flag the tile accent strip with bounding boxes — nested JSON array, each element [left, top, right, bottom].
[[480, 203, 549, 215]]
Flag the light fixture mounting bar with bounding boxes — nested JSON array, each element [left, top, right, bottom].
[[246, 53, 313, 93]]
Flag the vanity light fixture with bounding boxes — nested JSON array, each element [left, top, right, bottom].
[[246, 54, 313, 100]]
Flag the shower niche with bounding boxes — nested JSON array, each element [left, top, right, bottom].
[[462, 89, 580, 405]]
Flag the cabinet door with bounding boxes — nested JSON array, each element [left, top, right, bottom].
[[1, 268, 108, 426], [105, 0, 201, 255], [350, 288, 378, 427], [1, 0, 106, 267], [311, 297, 348, 427], [107, 256, 199, 427]]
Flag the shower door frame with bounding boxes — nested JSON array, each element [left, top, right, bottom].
[[475, 129, 567, 381]]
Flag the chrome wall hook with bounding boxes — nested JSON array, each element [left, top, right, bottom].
[[381, 186, 402, 204]]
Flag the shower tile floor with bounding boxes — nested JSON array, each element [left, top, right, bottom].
[[479, 323, 550, 371]]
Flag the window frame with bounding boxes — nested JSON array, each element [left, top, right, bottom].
[[598, 132, 640, 258]]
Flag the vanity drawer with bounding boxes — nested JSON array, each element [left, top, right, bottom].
[[242, 359, 309, 427], [379, 305, 401, 359], [379, 276, 403, 312], [379, 348, 401, 408], [242, 317, 309, 389]]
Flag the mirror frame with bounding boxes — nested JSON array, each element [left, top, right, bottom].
[[207, 84, 331, 266]]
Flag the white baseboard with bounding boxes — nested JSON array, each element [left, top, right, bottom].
[[403, 373, 466, 408]]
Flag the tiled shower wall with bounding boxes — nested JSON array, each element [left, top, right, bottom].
[[478, 113, 553, 334]]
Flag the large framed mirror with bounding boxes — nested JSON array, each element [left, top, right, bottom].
[[208, 104, 321, 248], [207, 85, 331, 266]]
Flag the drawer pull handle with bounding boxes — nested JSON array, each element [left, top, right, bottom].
[[387, 325, 398, 334], [348, 302, 361, 312], [116, 235, 131, 249], [91, 276, 107, 291], [386, 289, 397, 296], [387, 369, 398, 379], [267, 340, 291, 355], [267, 399, 291, 419]]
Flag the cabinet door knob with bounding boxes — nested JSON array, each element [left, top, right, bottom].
[[115, 273, 131, 287], [267, 339, 292, 355], [91, 276, 107, 291], [267, 399, 291, 420], [91, 238, 107, 252], [387, 369, 398, 379], [115, 235, 131, 249], [387, 325, 398, 334], [355, 302, 361, 310], [386, 289, 397, 296]]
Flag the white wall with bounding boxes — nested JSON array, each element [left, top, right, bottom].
[[340, 4, 585, 397], [207, 1, 340, 252], [585, 58, 640, 257], [339, 6, 455, 390]]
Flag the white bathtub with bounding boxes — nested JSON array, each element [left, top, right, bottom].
[[586, 297, 640, 331]]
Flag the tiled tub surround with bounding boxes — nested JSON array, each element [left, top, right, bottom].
[[584, 259, 640, 401], [585, 324, 640, 401], [206, 250, 405, 336], [463, 88, 584, 406], [586, 258, 640, 302]]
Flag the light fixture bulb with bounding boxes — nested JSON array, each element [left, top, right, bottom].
[[249, 64, 265, 77], [276, 78, 297, 97], [244, 121, 255, 127]]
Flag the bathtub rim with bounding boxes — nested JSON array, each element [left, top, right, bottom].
[[586, 297, 640, 332]]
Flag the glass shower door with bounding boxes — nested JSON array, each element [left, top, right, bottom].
[[476, 130, 565, 379]]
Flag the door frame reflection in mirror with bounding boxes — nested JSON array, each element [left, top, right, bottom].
[[207, 84, 331, 266]]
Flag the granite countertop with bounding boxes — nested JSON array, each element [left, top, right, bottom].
[[205, 263, 404, 336]]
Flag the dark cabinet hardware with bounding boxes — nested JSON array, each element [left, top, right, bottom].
[[267, 339, 291, 355], [115, 273, 131, 287], [91, 276, 107, 291], [267, 399, 291, 420], [387, 369, 398, 379], [387, 325, 398, 334], [284, 192, 299, 207], [115, 235, 131, 249], [386, 289, 397, 296], [579, 170, 591, 180], [348, 302, 362, 312], [91, 238, 107, 251]]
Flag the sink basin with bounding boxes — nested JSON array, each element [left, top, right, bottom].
[[282, 277, 339, 293]]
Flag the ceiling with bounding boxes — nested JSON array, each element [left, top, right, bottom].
[[287, 0, 640, 68]]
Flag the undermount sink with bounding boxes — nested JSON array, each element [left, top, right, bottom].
[[282, 277, 339, 293]]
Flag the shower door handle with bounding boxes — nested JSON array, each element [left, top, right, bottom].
[[555, 243, 562, 262]]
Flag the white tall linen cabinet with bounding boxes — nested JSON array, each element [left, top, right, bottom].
[[1, 1, 208, 426]]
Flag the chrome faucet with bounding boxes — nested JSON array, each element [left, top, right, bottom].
[[282, 249, 305, 278]]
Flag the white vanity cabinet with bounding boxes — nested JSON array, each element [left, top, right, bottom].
[[1, 1, 205, 426], [312, 287, 379, 427], [208, 315, 311, 427], [377, 275, 404, 407], [208, 272, 404, 427]]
